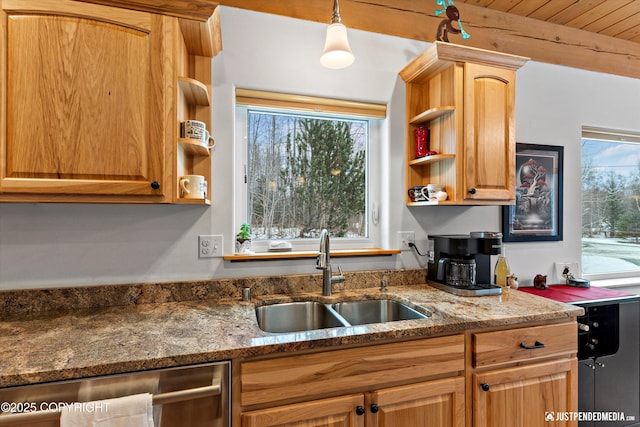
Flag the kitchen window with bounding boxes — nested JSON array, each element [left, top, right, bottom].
[[581, 126, 640, 279], [235, 89, 386, 253]]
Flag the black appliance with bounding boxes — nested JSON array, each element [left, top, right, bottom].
[[577, 300, 640, 427], [427, 233, 503, 296], [522, 286, 640, 427]]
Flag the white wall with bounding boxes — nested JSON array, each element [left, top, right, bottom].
[[1, 7, 639, 290]]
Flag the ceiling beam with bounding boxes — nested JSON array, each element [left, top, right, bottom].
[[217, 0, 640, 79]]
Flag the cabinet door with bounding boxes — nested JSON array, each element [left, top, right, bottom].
[[0, 0, 170, 201], [463, 63, 516, 202], [473, 359, 578, 427], [241, 394, 365, 427], [367, 377, 465, 427]]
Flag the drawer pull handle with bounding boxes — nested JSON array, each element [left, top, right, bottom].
[[520, 340, 545, 350]]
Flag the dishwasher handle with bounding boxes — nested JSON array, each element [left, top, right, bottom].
[[0, 376, 222, 426]]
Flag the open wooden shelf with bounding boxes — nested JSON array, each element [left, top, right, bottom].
[[175, 197, 211, 205], [178, 138, 211, 157], [408, 153, 455, 167], [178, 77, 210, 106], [409, 106, 455, 125]]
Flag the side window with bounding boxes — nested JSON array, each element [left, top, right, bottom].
[[581, 127, 640, 278]]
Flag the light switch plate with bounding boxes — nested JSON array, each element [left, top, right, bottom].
[[554, 262, 580, 283]]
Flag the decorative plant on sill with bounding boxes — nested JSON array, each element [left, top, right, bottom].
[[236, 223, 252, 254]]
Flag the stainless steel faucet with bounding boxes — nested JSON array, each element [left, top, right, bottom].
[[316, 229, 345, 296]]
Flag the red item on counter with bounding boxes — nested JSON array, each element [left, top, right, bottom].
[[520, 285, 633, 303]]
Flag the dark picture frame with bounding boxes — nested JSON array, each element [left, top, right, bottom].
[[502, 143, 564, 242]]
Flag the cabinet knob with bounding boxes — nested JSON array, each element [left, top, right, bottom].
[[150, 181, 161, 190], [370, 404, 379, 413], [468, 188, 477, 195], [355, 406, 365, 416], [481, 383, 490, 392]]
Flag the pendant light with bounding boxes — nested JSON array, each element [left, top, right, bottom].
[[320, 0, 355, 69]]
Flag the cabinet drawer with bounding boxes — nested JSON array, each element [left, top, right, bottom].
[[240, 335, 464, 407], [473, 322, 577, 368]]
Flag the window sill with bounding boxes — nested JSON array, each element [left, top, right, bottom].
[[587, 277, 640, 288], [223, 248, 400, 261]]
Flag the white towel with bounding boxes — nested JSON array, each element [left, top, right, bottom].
[[60, 392, 154, 427]]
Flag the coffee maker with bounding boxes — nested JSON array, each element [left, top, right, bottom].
[[427, 233, 503, 296]]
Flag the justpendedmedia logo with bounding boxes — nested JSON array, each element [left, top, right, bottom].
[[545, 411, 636, 422]]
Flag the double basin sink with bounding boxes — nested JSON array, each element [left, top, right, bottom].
[[255, 299, 431, 333]]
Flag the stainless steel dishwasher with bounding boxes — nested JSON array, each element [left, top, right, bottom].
[[0, 361, 229, 427]]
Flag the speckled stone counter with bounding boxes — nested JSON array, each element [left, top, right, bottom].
[[0, 271, 583, 388]]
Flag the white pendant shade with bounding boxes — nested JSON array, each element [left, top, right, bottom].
[[320, 23, 354, 69]]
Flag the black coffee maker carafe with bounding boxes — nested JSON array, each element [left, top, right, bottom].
[[436, 257, 477, 287]]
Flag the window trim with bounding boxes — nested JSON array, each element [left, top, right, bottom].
[[236, 88, 387, 119], [581, 126, 640, 280], [234, 89, 386, 254]]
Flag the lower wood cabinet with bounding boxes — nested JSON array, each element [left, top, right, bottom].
[[236, 336, 465, 427], [241, 394, 365, 427], [235, 320, 578, 427], [473, 359, 577, 427], [241, 377, 465, 427], [470, 321, 579, 427], [368, 377, 465, 427]]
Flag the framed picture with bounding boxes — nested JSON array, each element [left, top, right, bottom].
[[502, 143, 564, 242]]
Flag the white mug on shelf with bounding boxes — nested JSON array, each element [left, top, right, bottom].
[[179, 175, 207, 199]]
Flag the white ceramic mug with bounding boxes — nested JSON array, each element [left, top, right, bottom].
[[181, 120, 215, 148], [179, 175, 207, 199]]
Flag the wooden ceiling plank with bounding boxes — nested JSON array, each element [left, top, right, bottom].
[[217, 0, 640, 79], [544, 0, 608, 25], [527, 0, 578, 21], [600, 14, 640, 38], [564, 1, 632, 29], [460, 0, 495, 7], [504, 0, 550, 17], [614, 23, 640, 41], [582, 2, 640, 34], [481, 0, 521, 13]]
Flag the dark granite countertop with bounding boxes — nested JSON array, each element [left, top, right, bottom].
[[0, 282, 583, 388]]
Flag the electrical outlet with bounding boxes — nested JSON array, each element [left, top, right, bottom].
[[199, 235, 223, 258], [398, 231, 415, 251]]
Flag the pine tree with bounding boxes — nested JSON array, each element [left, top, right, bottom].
[[283, 118, 365, 237]]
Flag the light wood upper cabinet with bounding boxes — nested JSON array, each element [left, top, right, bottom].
[[399, 42, 528, 206], [0, 0, 171, 201], [463, 63, 516, 202], [0, 0, 220, 203]]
